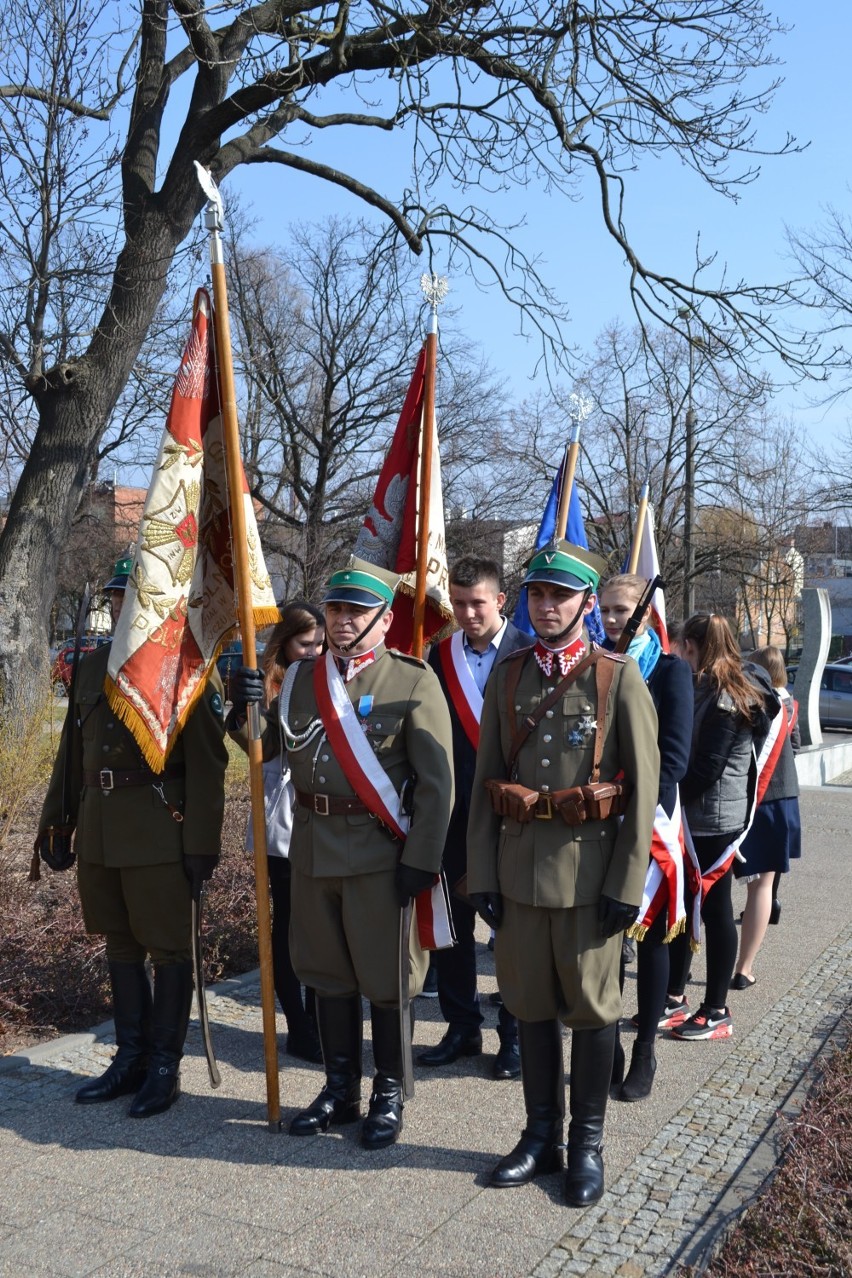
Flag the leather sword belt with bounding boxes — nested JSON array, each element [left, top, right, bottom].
[[295, 790, 371, 817], [484, 779, 630, 825], [84, 764, 186, 791]]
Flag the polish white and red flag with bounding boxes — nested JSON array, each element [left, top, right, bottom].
[[630, 500, 668, 651], [353, 346, 453, 653], [106, 289, 279, 770]]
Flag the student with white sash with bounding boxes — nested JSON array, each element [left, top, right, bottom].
[[233, 558, 454, 1150], [422, 556, 532, 1077]]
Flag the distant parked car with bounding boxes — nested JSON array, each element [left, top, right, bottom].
[[216, 640, 265, 703], [51, 635, 112, 694], [788, 662, 852, 730]]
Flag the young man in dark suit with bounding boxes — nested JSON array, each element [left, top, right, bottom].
[[420, 556, 532, 1077]]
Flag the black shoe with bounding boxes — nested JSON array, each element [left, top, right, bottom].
[[128, 962, 192, 1119], [418, 1029, 482, 1067], [564, 1144, 604, 1206], [621, 936, 636, 965], [490, 1126, 563, 1186], [488, 991, 503, 1006], [493, 1031, 521, 1080], [76, 962, 152, 1105], [286, 1022, 324, 1064], [361, 1077, 404, 1149], [289, 1083, 361, 1135], [618, 1042, 657, 1102], [418, 965, 439, 998]]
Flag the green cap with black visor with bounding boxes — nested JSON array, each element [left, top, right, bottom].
[[522, 539, 607, 593], [322, 557, 399, 609]]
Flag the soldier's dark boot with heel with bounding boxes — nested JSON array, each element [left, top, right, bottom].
[[565, 1023, 616, 1206], [490, 1019, 565, 1187], [289, 995, 363, 1135], [361, 1004, 405, 1150], [76, 962, 153, 1104], [128, 962, 193, 1119]]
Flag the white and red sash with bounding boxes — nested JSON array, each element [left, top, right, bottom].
[[440, 630, 483, 750], [698, 700, 787, 899], [628, 795, 687, 943], [311, 651, 455, 950]]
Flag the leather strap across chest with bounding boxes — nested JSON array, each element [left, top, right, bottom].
[[503, 646, 622, 781]]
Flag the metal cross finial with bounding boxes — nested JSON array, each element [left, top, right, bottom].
[[420, 273, 449, 313]]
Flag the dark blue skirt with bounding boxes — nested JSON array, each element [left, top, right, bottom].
[[733, 796, 802, 878]]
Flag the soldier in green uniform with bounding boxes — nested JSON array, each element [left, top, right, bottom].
[[37, 559, 228, 1117], [467, 541, 659, 1206], [233, 558, 454, 1149]]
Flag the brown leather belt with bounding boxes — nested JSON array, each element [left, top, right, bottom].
[[84, 764, 186, 791], [295, 789, 371, 817]]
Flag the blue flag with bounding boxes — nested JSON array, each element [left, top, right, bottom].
[[513, 470, 605, 643]]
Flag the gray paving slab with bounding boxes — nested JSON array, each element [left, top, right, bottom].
[[1, 784, 849, 1278]]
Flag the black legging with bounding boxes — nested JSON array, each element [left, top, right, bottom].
[[631, 908, 670, 1044], [668, 832, 739, 1012], [268, 856, 316, 1033]]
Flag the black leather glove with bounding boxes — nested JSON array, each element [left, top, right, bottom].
[[598, 894, 640, 939], [36, 828, 76, 873], [394, 864, 435, 908], [469, 891, 504, 931], [184, 853, 219, 900], [232, 666, 264, 716]]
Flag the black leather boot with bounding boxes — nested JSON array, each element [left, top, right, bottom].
[[361, 1004, 404, 1150], [493, 1024, 521, 1080], [289, 995, 363, 1135], [565, 1023, 616, 1206], [128, 962, 193, 1118], [490, 1019, 564, 1187], [618, 1040, 657, 1102], [76, 963, 153, 1104]]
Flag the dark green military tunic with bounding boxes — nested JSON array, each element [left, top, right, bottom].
[[467, 645, 659, 1027], [40, 643, 228, 961], [258, 644, 454, 1006]]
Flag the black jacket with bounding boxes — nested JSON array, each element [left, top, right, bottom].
[[646, 652, 694, 819]]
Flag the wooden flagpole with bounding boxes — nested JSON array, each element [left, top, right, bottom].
[[195, 164, 281, 1132], [411, 275, 447, 659], [554, 422, 581, 541], [628, 481, 650, 573]]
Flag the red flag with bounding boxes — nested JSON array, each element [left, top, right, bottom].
[[105, 289, 279, 770], [354, 347, 452, 652]]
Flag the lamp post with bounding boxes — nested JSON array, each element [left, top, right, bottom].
[[678, 307, 697, 619]]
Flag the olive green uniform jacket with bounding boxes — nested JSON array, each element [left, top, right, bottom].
[[40, 644, 228, 952], [252, 645, 455, 1003], [466, 645, 659, 1024]]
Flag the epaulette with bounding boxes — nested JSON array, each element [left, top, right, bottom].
[[388, 648, 428, 668], [590, 643, 628, 665]]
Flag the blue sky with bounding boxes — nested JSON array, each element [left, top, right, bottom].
[[220, 1, 851, 452]]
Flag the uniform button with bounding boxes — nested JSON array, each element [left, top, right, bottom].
[[102, 745, 110, 753], [545, 710, 554, 719], [501, 823, 506, 831], [318, 775, 327, 784], [543, 734, 552, 743], [541, 758, 550, 767], [321, 754, 329, 762], [546, 686, 555, 694], [374, 723, 382, 729], [540, 784, 550, 793], [106, 722, 114, 731], [514, 704, 522, 711], [583, 704, 592, 712]]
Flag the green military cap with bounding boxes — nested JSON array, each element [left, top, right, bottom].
[[104, 555, 134, 592], [522, 540, 607, 593], [322, 557, 399, 608]]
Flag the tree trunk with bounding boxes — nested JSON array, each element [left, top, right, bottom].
[[0, 211, 186, 706]]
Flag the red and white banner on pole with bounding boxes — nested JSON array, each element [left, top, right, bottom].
[[631, 503, 668, 651], [353, 346, 453, 653], [436, 630, 483, 751], [106, 289, 279, 770]]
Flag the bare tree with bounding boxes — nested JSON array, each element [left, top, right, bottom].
[[0, 0, 831, 699]]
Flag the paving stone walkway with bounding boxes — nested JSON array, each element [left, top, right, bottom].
[[2, 784, 850, 1278]]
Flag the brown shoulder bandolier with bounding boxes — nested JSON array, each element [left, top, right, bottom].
[[484, 646, 631, 825]]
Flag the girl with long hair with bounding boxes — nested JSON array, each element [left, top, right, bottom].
[[666, 613, 773, 1041], [247, 600, 325, 1062]]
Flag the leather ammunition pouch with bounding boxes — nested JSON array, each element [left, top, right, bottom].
[[485, 779, 630, 826]]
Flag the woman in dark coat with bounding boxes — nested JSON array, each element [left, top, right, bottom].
[[600, 574, 693, 1099]]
